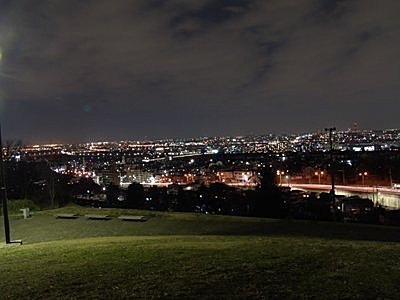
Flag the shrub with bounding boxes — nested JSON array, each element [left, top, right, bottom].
[[6, 199, 39, 214]]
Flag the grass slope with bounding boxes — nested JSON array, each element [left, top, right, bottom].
[[1, 206, 400, 298]]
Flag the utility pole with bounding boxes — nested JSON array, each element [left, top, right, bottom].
[[0, 122, 11, 244], [325, 127, 336, 197], [0, 122, 21, 245]]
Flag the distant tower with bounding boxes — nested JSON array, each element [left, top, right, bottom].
[[353, 121, 358, 132], [82, 157, 86, 172]]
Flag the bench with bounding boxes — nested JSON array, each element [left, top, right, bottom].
[[56, 213, 79, 219], [118, 215, 149, 222], [85, 214, 112, 220], [7, 240, 23, 245]]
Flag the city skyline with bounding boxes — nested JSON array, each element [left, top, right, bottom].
[[0, 0, 399, 143], [12, 127, 400, 153]]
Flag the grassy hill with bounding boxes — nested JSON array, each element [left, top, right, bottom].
[[1, 205, 400, 298]]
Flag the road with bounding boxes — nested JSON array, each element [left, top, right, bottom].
[[291, 184, 400, 209]]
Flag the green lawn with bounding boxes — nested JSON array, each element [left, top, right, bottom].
[[1, 205, 400, 298]]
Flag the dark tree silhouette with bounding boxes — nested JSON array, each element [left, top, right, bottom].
[[126, 183, 145, 208], [106, 184, 120, 206], [252, 168, 287, 218]]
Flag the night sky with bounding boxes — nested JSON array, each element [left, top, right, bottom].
[[0, 0, 399, 144]]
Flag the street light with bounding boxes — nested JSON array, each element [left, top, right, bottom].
[[314, 171, 324, 185], [285, 175, 290, 187], [325, 127, 336, 196], [337, 169, 346, 185], [0, 48, 17, 244], [359, 172, 368, 187], [276, 170, 285, 186]]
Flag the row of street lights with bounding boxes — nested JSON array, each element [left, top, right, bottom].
[[277, 169, 366, 187], [315, 171, 324, 185], [358, 172, 368, 187], [313, 170, 368, 186], [276, 170, 290, 186]]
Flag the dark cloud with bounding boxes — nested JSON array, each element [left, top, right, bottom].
[[0, 0, 399, 143], [170, 0, 251, 37], [309, 0, 352, 23]]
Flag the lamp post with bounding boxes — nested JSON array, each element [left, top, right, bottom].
[[337, 169, 346, 185], [0, 122, 11, 244], [0, 48, 16, 244], [325, 127, 336, 211], [0, 123, 21, 244], [285, 175, 290, 187], [276, 170, 284, 186], [315, 171, 324, 185], [359, 172, 368, 187]]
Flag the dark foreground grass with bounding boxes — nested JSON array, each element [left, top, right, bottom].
[[1, 235, 400, 299], [1, 206, 400, 298]]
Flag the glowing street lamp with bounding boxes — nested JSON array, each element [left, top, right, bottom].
[[325, 127, 336, 196], [285, 175, 290, 187], [359, 172, 368, 187], [276, 170, 285, 186], [314, 171, 324, 185]]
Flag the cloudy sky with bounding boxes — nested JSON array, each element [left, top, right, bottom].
[[0, 0, 399, 143]]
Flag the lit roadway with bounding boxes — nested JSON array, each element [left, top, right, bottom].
[[291, 184, 400, 195], [140, 182, 400, 209], [291, 184, 400, 209]]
